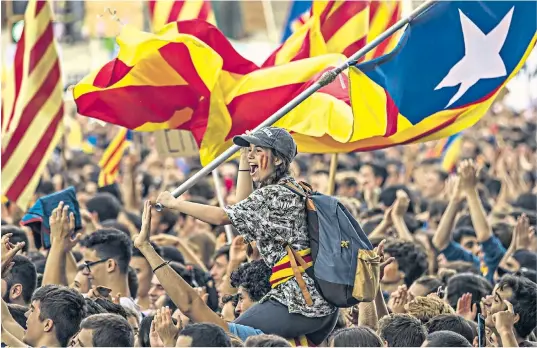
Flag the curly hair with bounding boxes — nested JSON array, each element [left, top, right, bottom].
[[384, 239, 428, 287], [405, 296, 455, 323], [229, 260, 272, 302]]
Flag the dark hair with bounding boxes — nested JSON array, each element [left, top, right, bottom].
[[125, 266, 139, 299], [379, 185, 415, 212], [1, 226, 29, 253], [492, 222, 513, 250], [3, 255, 37, 304], [361, 217, 384, 236], [425, 314, 476, 343], [159, 209, 179, 234], [80, 313, 134, 347], [133, 242, 161, 258], [100, 220, 131, 237], [7, 303, 28, 329], [442, 260, 480, 275], [413, 276, 444, 297], [31, 285, 86, 346], [93, 298, 128, 319], [378, 313, 427, 347], [230, 260, 271, 302], [83, 228, 133, 274], [259, 148, 292, 187], [453, 227, 477, 244], [124, 211, 142, 231], [179, 323, 231, 347], [84, 298, 107, 317], [424, 331, 472, 347], [428, 200, 449, 218], [513, 250, 537, 271], [160, 246, 186, 264], [384, 239, 428, 287], [139, 315, 154, 347], [214, 245, 231, 262], [446, 273, 493, 311], [455, 214, 474, 230], [498, 275, 537, 338], [330, 327, 383, 347], [362, 162, 388, 187], [244, 334, 292, 347], [86, 193, 121, 222]]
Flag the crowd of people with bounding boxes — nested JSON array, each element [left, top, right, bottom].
[[1, 95, 536, 347]]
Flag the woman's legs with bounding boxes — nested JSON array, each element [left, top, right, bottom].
[[233, 299, 338, 345]]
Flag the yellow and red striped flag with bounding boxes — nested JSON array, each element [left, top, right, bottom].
[[148, 0, 216, 32], [2, 0, 64, 209], [73, 21, 353, 165], [364, 0, 402, 61], [98, 128, 133, 187]]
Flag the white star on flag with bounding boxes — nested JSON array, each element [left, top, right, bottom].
[[435, 7, 514, 108]]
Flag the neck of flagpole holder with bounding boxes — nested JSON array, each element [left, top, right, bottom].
[[154, 0, 436, 212]]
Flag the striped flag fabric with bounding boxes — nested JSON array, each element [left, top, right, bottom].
[[73, 20, 353, 165], [281, 0, 312, 43], [2, 0, 64, 209], [263, 0, 370, 67], [433, 134, 463, 173], [364, 1, 402, 61], [98, 128, 133, 187], [148, 0, 216, 32]]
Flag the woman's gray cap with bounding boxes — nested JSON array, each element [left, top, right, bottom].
[[233, 127, 298, 162]]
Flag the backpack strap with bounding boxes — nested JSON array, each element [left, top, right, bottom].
[[285, 245, 314, 306], [282, 182, 307, 198]]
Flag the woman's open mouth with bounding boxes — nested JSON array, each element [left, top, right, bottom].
[[250, 165, 259, 175]]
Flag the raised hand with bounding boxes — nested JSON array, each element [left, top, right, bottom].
[[392, 190, 410, 218], [133, 200, 152, 249], [456, 293, 477, 321], [154, 306, 181, 347], [229, 236, 248, 264], [492, 300, 518, 333], [458, 160, 479, 192], [1, 234, 25, 277], [375, 239, 395, 281], [50, 202, 82, 252], [156, 191, 177, 210]]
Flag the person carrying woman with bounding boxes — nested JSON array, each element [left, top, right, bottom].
[[156, 127, 339, 344]]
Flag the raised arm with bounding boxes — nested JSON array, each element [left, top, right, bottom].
[[432, 175, 464, 251], [235, 146, 254, 202], [156, 192, 231, 226], [134, 201, 228, 331]]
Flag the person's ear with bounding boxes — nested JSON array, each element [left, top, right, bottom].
[[43, 318, 54, 333], [274, 157, 282, 166], [513, 313, 520, 325], [107, 259, 117, 273], [9, 283, 23, 301], [384, 339, 389, 347]]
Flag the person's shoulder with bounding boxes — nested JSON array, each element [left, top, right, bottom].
[[228, 323, 264, 341]]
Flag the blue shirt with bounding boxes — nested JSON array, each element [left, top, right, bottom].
[[440, 236, 506, 282], [228, 323, 264, 342]]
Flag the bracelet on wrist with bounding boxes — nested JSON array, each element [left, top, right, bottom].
[[152, 261, 170, 273], [239, 169, 250, 172]]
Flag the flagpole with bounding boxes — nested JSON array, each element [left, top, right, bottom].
[[155, 0, 436, 211]]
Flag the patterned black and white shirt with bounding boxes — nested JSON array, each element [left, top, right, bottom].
[[224, 176, 336, 318]]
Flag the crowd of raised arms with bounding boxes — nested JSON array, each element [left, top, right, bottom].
[[1, 101, 537, 348]]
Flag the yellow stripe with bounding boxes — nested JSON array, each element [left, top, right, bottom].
[[152, 0, 174, 33], [17, 124, 63, 209], [274, 17, 318, 66], [2, 66, 16, 137], [326, 8, 369, 54], [1, 85, 63, 192], [178, 1, 204, 21], [365, 1, 398, 61], [206, 10, 216, 25], [102, 141, 129, 174], [99, 128, 127, 167]]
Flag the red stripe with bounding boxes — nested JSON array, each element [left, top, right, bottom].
[[271, 255, 313, 273], [101, 137, 126, 171], [148, 0, 156, 17], [369, 0, 380, 20], [5, 106, 63, 201], [5, 27, 27, 133], [372, 4, 401, 58], [321, 1, 368, 42], [167, 0, 185, 23], [342, 36, 367, 59], [35, 0, 47, 16], [198, 1, 212, 21], [93, 58, 133, 88], [384, 90, 398, 136], [269, 275, 292, 285], [2, 61, 61, 166], [294, 338, 301, 347], [29, 22, 53, 74], [318, 1, 336, 24], [291, 31, 312, 62]]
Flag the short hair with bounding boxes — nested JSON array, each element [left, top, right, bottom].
[[128, 266, 139, 298], [86, 193, 121, 222], [100, 220, 131, 237], [83, 228, 133, 274], [159, 209, 179, 234], [139, 315, 154, 347], [424, 331, 472, 347], [412, 276, 444, 297], [84, 298, 107, 317], [80, 313, 134, 347], [428, 200, 449, 218], [330, 327, 384, 347], [425, 314, 476, 343], [406, 296, 455, 323], [377, 313, 427, 347], [362, 162, 388, 187], [179, 323, 231, 347], [446, 273, 492, 311], [3, 255, 37, 304], [214, 245, 231, 261], [498, 275, 537, 338], [1, 226, 29, 253], [379, 185, 415, 212], [93, 298, 128, 319], [493, 222, 513, 250], [384, 239, 428, 287], [453, 227, 477, 244], [455, 214, 474, 229], [32, 285, 86, 347], [160, 245, 185, 264], [7, 303, 28, 329], [244, 334, 292, 347], [230, 260, 272, 302]]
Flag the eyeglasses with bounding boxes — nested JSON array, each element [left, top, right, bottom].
[[82, 258, 108, 274]]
